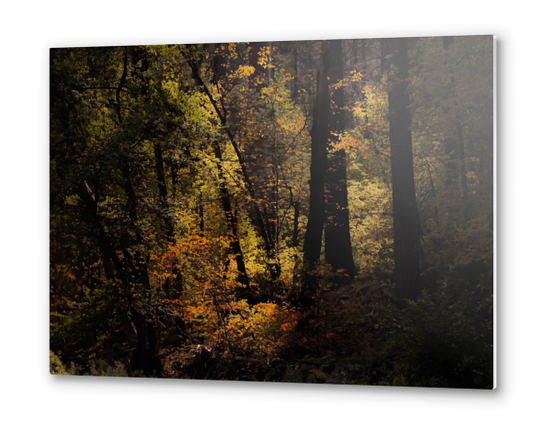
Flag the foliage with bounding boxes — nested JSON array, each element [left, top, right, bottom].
[[50, 351, 69, 375], [50, 37, 494, 387], [388, 287, 493, 388]]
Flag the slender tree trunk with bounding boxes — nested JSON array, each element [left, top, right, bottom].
[[426, 162, 440, 227], [443, 37, 470, 217], [292, 45, 299, 103], [293, 202, 300, 248], [78, 181, 123, 281], [324, 40, 356, 277], [185, 54, 280, 279], [153, 139, 175, 243], [198, 192, 205, 235], [384, 37, 422, 299], [212, 140, 250, 288], [120, 164, 162, 374], [456, 119, 469, 204], [115, 50, 161, 375]]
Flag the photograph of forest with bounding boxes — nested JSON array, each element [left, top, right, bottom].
[[50, 35, 494, 389]]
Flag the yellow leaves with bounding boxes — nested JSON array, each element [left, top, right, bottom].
[[228, 65, 255, 80]]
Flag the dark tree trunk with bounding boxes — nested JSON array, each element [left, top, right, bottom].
[[78, 181, 123, 282], [115, 48, 162, 374], [300, 45, 331, 305], [324, 40, 356, 277], [120, 164, 162, 375], [153, 139, 175, 244], [211, 140, 250, 288], [293, 202, 300, 248], [384, 38, 422, 300], [303, 44, 329, 271]]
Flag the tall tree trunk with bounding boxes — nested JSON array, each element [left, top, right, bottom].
[[300, 44, 330, 305], [293, 203, 300, 249], [115, 49, 161, 375], [292, 44, 299, 103], [303, 43, 329, 271], [443, 37, 470, 218], [426, 161, 440, 227], [153, 139, 175, 244], [212, 139, 250, 288], [324, 40, 356, 277], [384, 37, 422, 300], [120, 164, 162, 375], [456, 118, 469, 204]]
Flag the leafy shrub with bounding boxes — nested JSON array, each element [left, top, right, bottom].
[[50, 350, 69, 375], [386, 283, 493, 388]]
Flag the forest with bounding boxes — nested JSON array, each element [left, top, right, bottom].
[[50, 35, 494, 388]]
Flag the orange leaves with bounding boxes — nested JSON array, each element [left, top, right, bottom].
[[150, 224, 301, 359]]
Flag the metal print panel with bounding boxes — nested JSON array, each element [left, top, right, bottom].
[[50, 35, 494, 388]]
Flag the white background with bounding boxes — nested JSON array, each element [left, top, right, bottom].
[[0, 1, 538, 422]]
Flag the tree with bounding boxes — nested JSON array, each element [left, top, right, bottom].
[[324, 39, 356, 277], [383, 38, 423, 299], [303, 41, 329, 271], [50, 45, 209, 374], [408, 35, 493, 271]]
